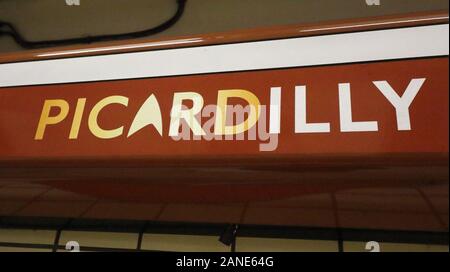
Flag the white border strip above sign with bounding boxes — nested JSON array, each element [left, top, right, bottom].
[[0, 24, 448, 88]]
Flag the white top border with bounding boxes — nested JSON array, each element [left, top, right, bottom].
[[0, 24, 448, 88]]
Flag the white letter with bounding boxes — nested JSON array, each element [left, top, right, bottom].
[[366, 0, 380, 6], [169, 92, 205, 137], [373, 78, 425, 131], [339, 83, 378, 132], [295, 85, 330, 133], [269, 87, 281, 134]]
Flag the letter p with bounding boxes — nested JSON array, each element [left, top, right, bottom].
[[35, 99, 69, 140]]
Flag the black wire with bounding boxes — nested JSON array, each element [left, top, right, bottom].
[[0, 0, 187, 49]]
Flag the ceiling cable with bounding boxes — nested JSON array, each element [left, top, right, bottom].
[[0, 0, 187, 49]]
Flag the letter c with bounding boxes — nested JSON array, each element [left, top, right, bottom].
[[88, 95, 128, 139]]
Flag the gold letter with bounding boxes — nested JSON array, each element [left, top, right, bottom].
[[69, 98, 86, 139], [127, 94, 163, 137], [35, 99, 69, 140], [214, 89, 261, 135], [88, 95, 128, 139]]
